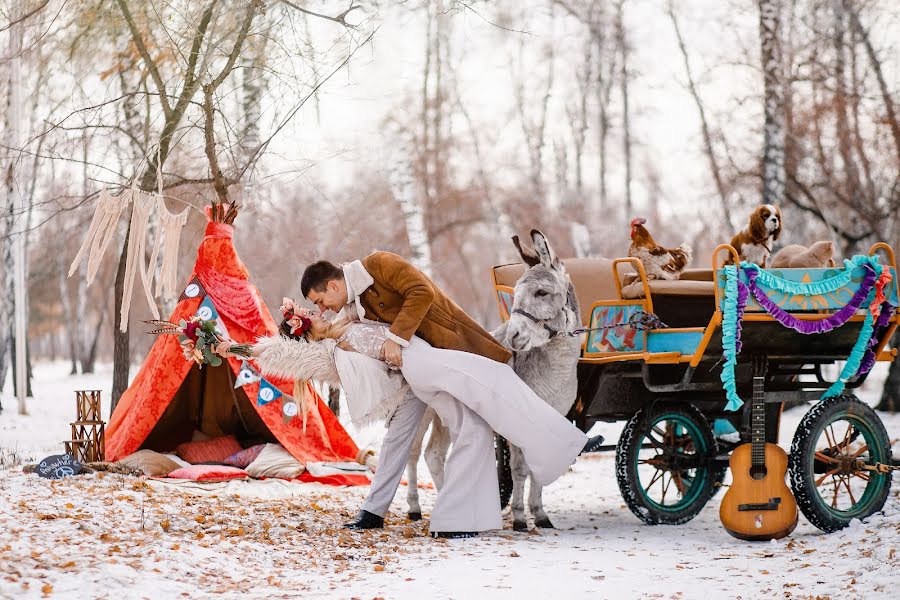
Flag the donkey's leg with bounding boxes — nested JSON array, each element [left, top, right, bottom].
[[405, 412, 432, 521], [509, 444, 530, 531], [529, 473, 553, 528], [423, 413, 450, 492], [327, 384, 341, 418]]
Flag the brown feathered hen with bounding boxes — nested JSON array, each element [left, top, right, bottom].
[[628, 217, 692, 280]]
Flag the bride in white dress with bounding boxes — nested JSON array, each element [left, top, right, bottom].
[[217, 308, 586, 534]]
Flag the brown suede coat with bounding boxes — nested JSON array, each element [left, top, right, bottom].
[[359, 251, 511, 364]]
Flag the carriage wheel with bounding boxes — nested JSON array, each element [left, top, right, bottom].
[[789, 394, 892, 533], [616, 403, 723, 525], [495, 435, 513, 510]]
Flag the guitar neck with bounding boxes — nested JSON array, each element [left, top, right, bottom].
[[751, 375, 766, 467]]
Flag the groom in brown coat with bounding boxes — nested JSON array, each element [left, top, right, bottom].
[[301, 251, 511, 538]]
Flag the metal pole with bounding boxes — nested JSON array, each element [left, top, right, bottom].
[[8, 6, 28, 414]]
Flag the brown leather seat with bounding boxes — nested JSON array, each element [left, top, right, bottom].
[[621, 279, 716, 299], [493, 258, 621, 325]]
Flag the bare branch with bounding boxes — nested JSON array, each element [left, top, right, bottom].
[[115, 0, 173, 117], [0, 0, 51, 34], [280, 0, 360, 28]]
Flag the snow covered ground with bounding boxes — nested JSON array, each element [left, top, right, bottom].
[[1, 362, 899, 599]]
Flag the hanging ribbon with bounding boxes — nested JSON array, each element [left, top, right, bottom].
[[720, 265, 749, 411]]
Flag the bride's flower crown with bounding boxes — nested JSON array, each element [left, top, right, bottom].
[[280, 297, 313, 337]]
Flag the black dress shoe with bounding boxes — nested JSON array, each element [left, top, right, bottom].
[[343, 510, 384, 530], [430, 531, 477, 539], [580, 434, 605, 454]]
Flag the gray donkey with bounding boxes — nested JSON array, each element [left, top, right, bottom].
[[491, 229, 583, 530]]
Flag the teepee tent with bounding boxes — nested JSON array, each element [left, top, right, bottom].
[[106, 218, 364, 485]]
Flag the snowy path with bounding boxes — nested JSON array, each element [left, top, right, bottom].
[[1, 363, 898, 599]]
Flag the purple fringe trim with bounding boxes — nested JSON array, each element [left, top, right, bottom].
[[859, 301, 896, 375], [735, 279, 749, 354], [743, 265, 877, 335]]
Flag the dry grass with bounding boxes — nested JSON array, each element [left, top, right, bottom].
[[0, 446, 34, 470]]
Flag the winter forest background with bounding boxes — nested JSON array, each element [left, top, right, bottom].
[[0, 0, 898, 413]]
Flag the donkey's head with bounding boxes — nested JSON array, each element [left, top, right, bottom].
[[506, 229, 580, 352]]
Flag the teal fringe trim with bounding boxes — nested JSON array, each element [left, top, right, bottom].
[[743, 255, 879, 297], [720, 265, 743, 411], [822, 261, 884, 398]]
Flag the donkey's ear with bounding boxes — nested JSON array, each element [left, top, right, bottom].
[[531, 229, 560, 269], [512, 235, 540, 267]]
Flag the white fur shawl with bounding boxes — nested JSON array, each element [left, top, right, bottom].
[[252, 335, 407, 428]]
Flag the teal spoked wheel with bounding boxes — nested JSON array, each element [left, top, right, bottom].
[[616, 403, 723, 525], [789, 394, 892, 533]]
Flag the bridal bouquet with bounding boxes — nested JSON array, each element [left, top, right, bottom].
[[279, 298, 314, 339], [145, 316, 251, 367]]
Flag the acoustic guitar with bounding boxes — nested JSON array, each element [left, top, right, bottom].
[[720, 364, 798, 540]]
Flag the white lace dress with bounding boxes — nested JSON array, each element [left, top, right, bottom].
[[337, 322, 392, 365]]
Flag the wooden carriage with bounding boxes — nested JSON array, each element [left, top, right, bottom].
[[492, 243, 899, 532]]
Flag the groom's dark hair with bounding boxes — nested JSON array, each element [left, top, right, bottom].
[[301, 260, 344, 296]]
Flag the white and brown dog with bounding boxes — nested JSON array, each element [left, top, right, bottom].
[[729, 204, 782, 267]]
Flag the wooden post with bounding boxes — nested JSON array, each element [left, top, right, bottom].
[[66, 390, 106, 462]]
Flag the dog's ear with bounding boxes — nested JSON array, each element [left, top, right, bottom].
[[512, 235, 540, 267], [772, 206, 782, 241], [748, 207, 767, 241]]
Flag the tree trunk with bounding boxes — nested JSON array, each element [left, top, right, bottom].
[[616, 1, 632, 216], [668, 0, 733, 231], [82, 309, 104, 375], [876, 332, 899, 412], [110, 222, 131, 416], [10, 332, 33, 398], [758, 0, 786, 204]]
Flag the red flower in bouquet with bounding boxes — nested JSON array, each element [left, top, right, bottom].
[[280, 297, 313, 337], [184, 321, 200, 342]]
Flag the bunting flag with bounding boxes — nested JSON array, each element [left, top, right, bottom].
[[257, 379, 283, 407], [281, 397, 299, 425], [195, 295, 219, 321], [235, 361, 262, 389], [179, 276, 206, 302]]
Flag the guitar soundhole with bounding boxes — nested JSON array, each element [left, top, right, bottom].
[[750, 465, 768, 480]]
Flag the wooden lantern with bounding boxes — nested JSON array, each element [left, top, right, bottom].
[[64, 390, 105, 463]]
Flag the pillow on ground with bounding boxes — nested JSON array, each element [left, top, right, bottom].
[[167, 465, 248, 483], [224, 444, 266, 469], [164, 454, 192, 469], [117, 449, 181, 476], [245, 444, 305, 479], [176, 435, 243, 464]]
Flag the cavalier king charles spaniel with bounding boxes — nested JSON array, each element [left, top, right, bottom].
[[729, 204, 782, 267]]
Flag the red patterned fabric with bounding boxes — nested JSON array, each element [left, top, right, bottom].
[[167, 465, 249, 482], [176, 435, 243, 464], [106, 218, 362, 485]]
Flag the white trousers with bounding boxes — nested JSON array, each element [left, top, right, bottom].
[[362, 337, 587, 532]]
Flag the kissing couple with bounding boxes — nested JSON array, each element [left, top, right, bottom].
[[214, 250, 587, 539]]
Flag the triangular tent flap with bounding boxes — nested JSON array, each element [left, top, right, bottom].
[[106, 220, 362, 482]]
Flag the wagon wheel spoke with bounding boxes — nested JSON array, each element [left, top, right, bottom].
[[842, 476, 858, 506], [831, 476, 841, 508], [850, 470, 870, 482], [824, 425, 838, 453], [638, 458, 664, 466], [849, 444, 870, 459], [644, 468, 664, 493], [841, 423, 854, 453], [814, 451, 841, 465], [644, 426, 668, 449], [815, 467, 842, 487], [672, 471, 686, 496], [661, 470, 673, 504]]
